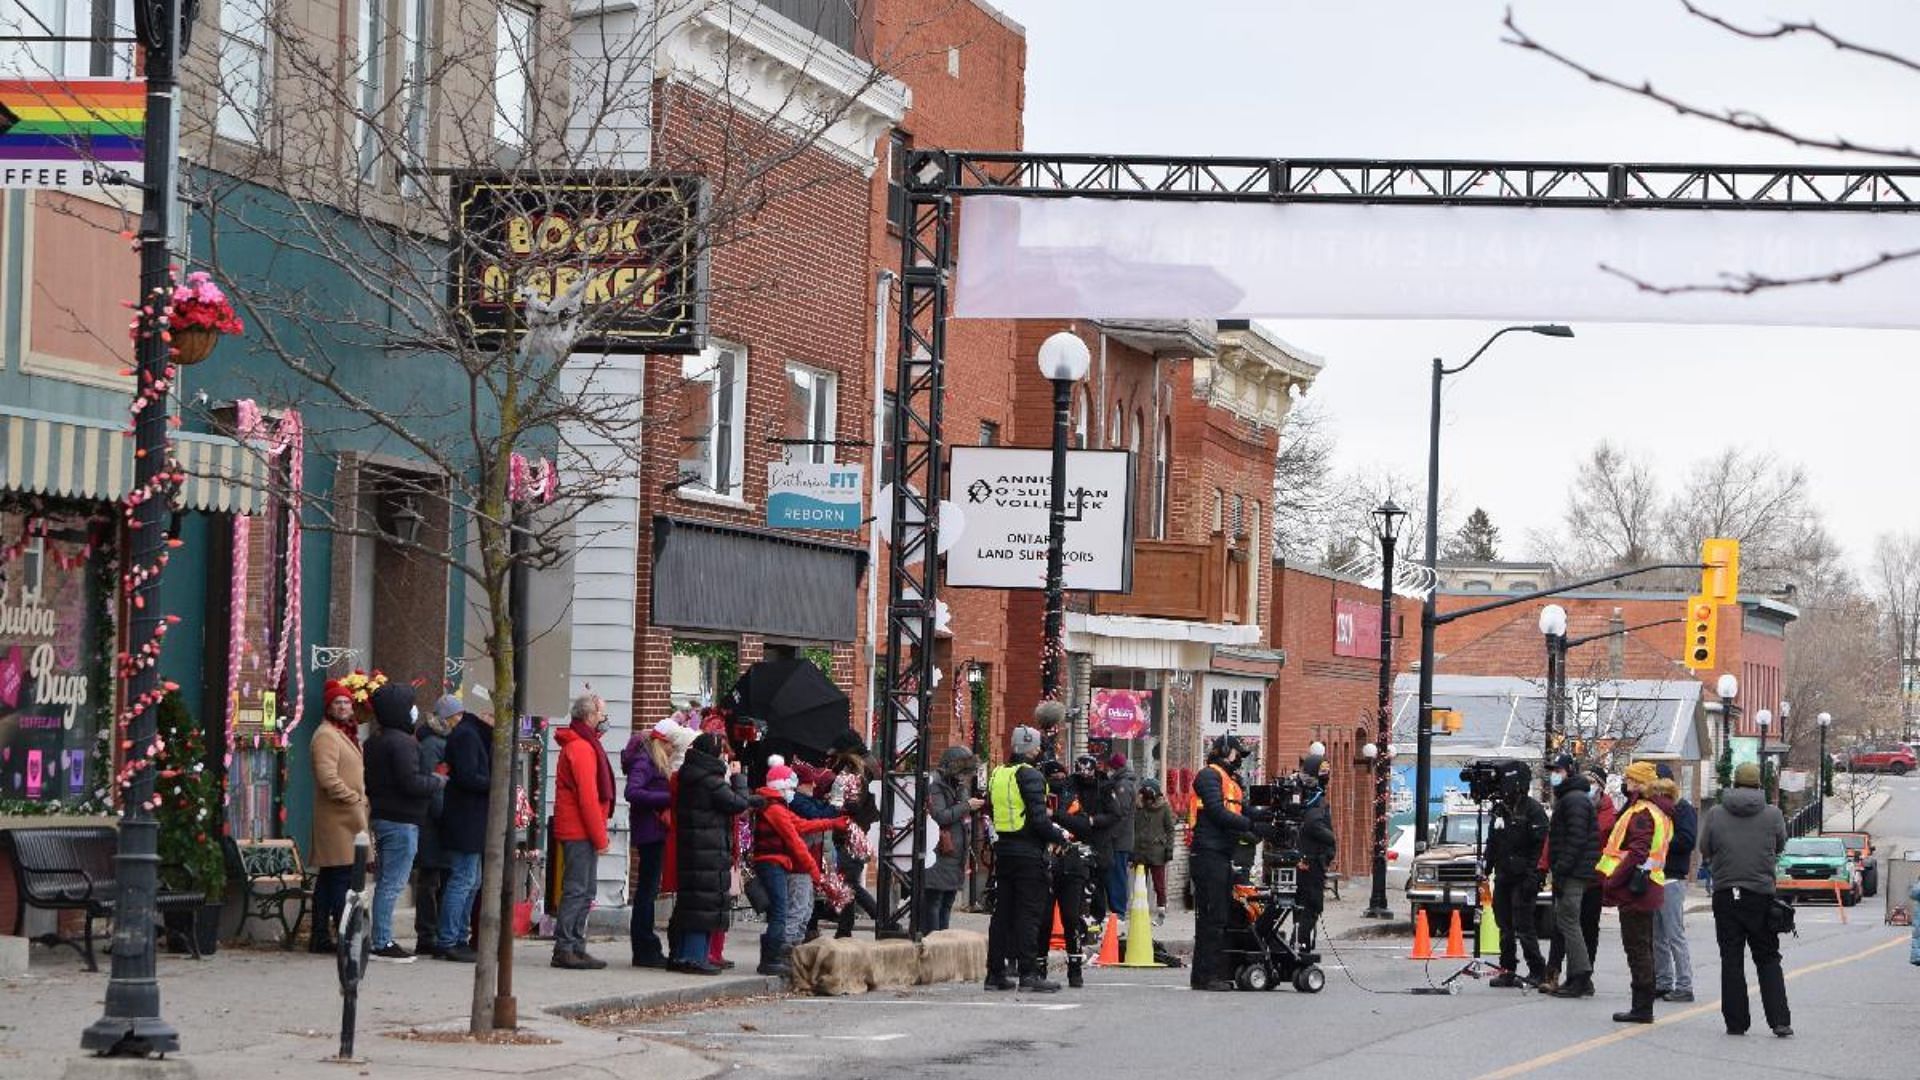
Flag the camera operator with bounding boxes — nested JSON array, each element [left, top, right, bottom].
[[1486, 768, 1549, 988], [1293, 767, 1337, 951], [1191, 734, 1259, 992], [1048, 759, 1101, 988], [1070, 754, 1121, 922], [986, 724, 1071, 993]]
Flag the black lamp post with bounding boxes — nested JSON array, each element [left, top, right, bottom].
[[1817, 711, 1832, 824], [81, 0, 198, 1057], [1413, 324, 1572, 852], [1539, 604, 1568, 801], [1036, 331, 1090, 708], [1715, 672, 1740, 793], [1755, 708, 1775, 804], [1364, 499, 1406, 919]]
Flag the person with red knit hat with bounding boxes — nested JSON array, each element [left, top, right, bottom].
[[309, 680, 368, 953], [751, 758, 846, 976]]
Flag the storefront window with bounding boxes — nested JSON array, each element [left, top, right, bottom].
[[0, 510, 108, 810]]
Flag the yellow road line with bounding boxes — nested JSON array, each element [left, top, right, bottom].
[[1471, 935, 1906, 1080]]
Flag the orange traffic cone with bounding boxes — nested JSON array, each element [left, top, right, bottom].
[[1093, 913, 1122, 966], [1049, 904, 1066, 952], [1444, 909, 1469, 959], [1409, 909, 1434, 960]]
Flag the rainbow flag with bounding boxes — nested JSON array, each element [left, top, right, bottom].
[[0, 79, 143, 187]]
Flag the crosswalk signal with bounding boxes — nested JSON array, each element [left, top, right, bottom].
[[1684, 595, 1717, 671]]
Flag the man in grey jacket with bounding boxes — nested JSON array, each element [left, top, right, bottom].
[[1699, 762, 1791, 1038], [1098, 744, 1139, 915]]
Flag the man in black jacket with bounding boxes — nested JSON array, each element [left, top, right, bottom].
[[1293, 772, 1337, 951], [1049, 761, 1100, 988], [987, 724, 1071, 993], [1487, 770, 1549, 987], [1191, 734, 1258, 991], [364, 684, 446, 962], [1070, 755, 1119, 921], [1544, 753, 1600, 999], [433, 690, 494, 962]]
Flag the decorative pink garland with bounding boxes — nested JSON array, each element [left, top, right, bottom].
[[0, 515, 97, 569], [228, 400, 304, 758]]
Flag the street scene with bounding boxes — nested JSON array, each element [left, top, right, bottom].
[[2, 0, 1920, 1078]]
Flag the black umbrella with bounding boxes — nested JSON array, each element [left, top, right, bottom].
[[728, 658, 854, 767]]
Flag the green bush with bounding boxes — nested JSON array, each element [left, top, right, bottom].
[[155, 692, 225, 899]]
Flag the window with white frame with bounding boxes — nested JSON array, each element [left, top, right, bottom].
[[1, 0, 133, 78], [784, 363, 837, 465], [397, 0, 430, 192], [1153, 420, 1169, 540], [1109, 402, 1124, 449], [216, 0, 271, 143], [494, 5, 534, 147], [680, 343, 747, 499], [354, 0, 385, 182], [1073, 389, 1088, 449]]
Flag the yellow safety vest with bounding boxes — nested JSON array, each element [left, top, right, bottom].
[[1188, 763, 1245, 828], [989, 763, 1031, 835], [1594, 799, 1673, 885]]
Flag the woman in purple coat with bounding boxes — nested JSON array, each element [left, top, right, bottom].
[[622, 720, 677, 967]]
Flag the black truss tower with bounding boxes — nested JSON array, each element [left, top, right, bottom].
[[869, 151, 1920, 938]]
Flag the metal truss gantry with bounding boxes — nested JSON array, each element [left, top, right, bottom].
[[869, 152, 1920, 939]]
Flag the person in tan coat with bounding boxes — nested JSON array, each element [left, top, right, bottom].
[[309, 679, 369, 953]]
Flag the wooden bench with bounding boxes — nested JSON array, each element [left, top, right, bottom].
[[224, 836, 312, 948], [2, 825, 204, 971]]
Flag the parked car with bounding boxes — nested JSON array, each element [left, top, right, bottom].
[[1819, 830, 1878, 897], [1775, 836, 1860, 906], [1405, 812, 1551, 936], [1842, 744, 1915, 776]]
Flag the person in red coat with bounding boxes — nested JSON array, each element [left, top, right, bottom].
[[1599, 762, 1676, 1024], [551, 693, 614, 969], [751, 761, 846, 976]]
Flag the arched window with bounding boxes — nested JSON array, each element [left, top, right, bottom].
[[1153, 420, 1171, 540], [1110, 402, 1124, 449], [1131, 409, 1146, 532], [1073, 388, 1089, 449]]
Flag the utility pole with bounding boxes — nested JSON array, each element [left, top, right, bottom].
[[82, 0, 198, 1056]]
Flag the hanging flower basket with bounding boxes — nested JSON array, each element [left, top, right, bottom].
[[167, 270, 245, 365]]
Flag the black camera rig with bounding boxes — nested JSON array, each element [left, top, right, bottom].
[[1459, 759, 1531, 805]]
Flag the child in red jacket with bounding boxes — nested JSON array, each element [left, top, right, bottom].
[[751, 760, 844, 976]]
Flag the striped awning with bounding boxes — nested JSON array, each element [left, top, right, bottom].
[[0, 408, 265, 514]]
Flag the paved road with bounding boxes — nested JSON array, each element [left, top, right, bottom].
[[612, 780, 1920, 1080]]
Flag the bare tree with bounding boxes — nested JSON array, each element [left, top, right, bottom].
[[1270, 399, 1339, 562], [1662, 447, 1811, 586], [1872, 532, 1920, 738], [1541, 441, 1662, 574]]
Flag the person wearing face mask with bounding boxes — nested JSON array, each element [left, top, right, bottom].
[[363, 683, 447, 963], [552, 693, 616, 970], [1598, 761, 1676, 1024], [1190, 734, 1259, 992], [1132, 780, 1176, 925], [1293, 766, 1337, 952], [750, 759, 847, 976], [1541, 753, 1600, 999]]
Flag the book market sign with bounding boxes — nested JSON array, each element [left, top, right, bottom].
[[944, 447, 1133, 593], [452, 173, 706, 353], [0, 79, 143, 189]]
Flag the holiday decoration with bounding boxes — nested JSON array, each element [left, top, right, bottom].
[[154, 692, 224, 899], [507, 452, 558, 505], [337, 669, 389, 714], [165, 270, 244, 365]]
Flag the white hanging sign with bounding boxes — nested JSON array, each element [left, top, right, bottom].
[[943, 447, 1134, 593]]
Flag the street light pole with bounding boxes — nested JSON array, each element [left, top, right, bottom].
[[1715, 673, 1739, 794], [1817, 711, 1832, 827], [1365, 500, 1406, 919], [82, 0, 198, 1057], [1539, 605, 1568, 802], [1037, 332, 1090, 712], [1755, 708, 1774, 805], [1413, 324, 1572, 852]]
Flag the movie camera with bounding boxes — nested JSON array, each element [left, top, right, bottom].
[[1458, 758, 1532, 805]]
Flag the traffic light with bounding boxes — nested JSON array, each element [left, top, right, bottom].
[[1701, 538, 1740, 605], [1684, 594, 1717, 671], [1432, 708, 1463, 735]]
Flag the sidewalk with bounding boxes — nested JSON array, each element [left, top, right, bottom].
[[1, 933, 772, 1079]]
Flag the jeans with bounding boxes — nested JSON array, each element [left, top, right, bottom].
[[412, 865, 448, 950], [1109, 850, 1133, 914], [757, 862, 791, 947], [1190, 847, 1233, 988], [1713, 888, 1790, 1032], [1493, 872, 1544, 975], [630, 841, 666, 963], [371, 820, 419, 949], [438, 851, 482, 951], [1552, 880, 1591, 978], [1653, 879, 1693, 992], [1911, 881, 1920, 964], [555, 839, 596, 954], [921, 889, 957, 933], [986, 849, 1049, 980], [313, 865, 351, 945], [673, 929, 711, 965], [784, 874, 813, 947]]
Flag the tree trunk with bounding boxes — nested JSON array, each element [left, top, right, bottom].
[[470, 514, 517, 1034]]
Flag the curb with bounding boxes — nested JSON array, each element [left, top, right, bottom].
[[545, 974, 786, 1020]]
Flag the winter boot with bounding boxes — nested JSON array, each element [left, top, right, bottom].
[[1550, 973, 1593, 999], [1067, 957, 1084, 989], [1612, 986, 1655, 1024], [1019, 973, 1062, 993], [756, 935, 790, 977]]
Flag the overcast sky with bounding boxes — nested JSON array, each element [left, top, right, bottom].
[[989, 0, 1920, 575]]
